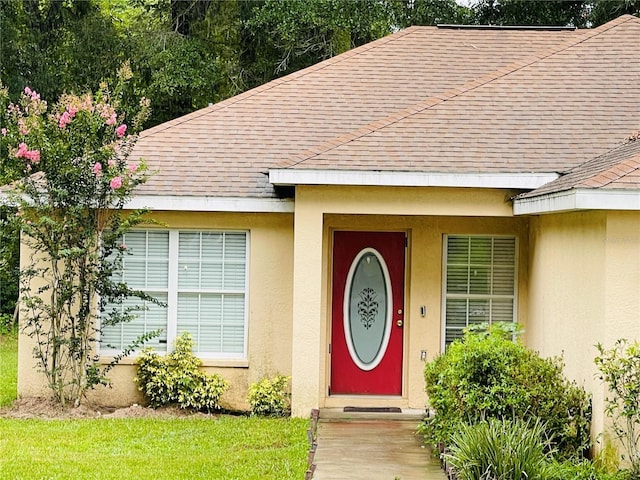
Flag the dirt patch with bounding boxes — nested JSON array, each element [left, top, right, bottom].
[[0, 397, 215, 419]]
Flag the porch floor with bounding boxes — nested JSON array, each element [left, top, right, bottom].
[[312, 413, 446, 479]]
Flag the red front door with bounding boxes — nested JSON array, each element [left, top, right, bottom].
[[330, 231, 405, 395]]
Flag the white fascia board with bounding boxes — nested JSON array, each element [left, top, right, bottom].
[[125, 195, 294, 213], [513, 189, 640, 215], [269, 168, 559, 190]]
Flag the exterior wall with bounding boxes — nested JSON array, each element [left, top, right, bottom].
[[18, 211, 294, 411], [526, 210, 640, 443], [291, 185, 529, 416]]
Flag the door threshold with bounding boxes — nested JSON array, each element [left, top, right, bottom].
[[319, 407, 426, 421], [344, 406, 402, 413]]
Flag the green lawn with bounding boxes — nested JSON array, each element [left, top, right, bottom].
[[0, 416, 309, 479], [0, 331, 309, 479], [0, 330, 17, 406]]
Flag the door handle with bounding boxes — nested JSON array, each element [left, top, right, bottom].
[[397, 320, 403, 327]]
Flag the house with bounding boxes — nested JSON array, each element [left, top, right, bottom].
[[18, 15, 639, 441]]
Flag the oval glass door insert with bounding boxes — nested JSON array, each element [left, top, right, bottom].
[[343, 247, 392, 371]]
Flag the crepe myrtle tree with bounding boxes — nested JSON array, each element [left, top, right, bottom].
[[0, 67, 161, 407]]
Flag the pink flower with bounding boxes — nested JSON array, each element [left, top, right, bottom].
[[16, 143, 40, 163], [109, 176, 122, 189], [25, 150, 40, 163], [59, 111, 72, 129], [115, 124, 127, 138], [23, 86, 39, 101], [127, 163, 139, 173], [93, 162, 102, 176], [108, 159, 116, 167], [1, 128, 6, 136], [119, 243, 127, 250], [106, 113, 117, 126], [16, 143, 28, 158]]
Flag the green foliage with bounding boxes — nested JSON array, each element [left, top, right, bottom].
[[445, 418, 552, 480], [595, 339, 640, 476], [545, 459, 631, 480], [0, 328, 18, 406], [248, 375, 291, 417], [421, 324, 591, 459], [0, 416, 310, 479], [0, 75, 156, 407], [136, 332, 229, 412], [472, 0, 591, 28]]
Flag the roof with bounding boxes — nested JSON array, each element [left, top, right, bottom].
[[129, 15, 640, 213], [513, 138, 640, 214], [520, 139, 640, 197]]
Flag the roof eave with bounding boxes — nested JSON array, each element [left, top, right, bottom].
[[269, 168, 559, 190], [513, 188, 640, 215], [125, 195, 294, 213]]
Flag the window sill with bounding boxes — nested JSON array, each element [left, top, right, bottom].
[[99, 356, 249, 369]]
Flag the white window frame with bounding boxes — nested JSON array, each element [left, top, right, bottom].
[[441, 234, 518, 350], [100, 229, 250, 360]]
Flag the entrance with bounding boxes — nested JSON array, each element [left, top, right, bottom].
[[330, 231, 405, 395]]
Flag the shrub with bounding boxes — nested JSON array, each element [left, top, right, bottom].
[[545, 459, 631, 480], [595, 339, 640, 477], [247, 375, 291, 417], [421, 323, 591, 459], [136, 332, 229, 412], [445, 418, 551, 480], [0, 313, 15, 335]]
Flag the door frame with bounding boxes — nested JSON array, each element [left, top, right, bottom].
[[325, 227, 410, 401]]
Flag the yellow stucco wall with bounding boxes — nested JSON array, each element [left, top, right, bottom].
[[290, 185, 529, 415], [526, 210, 640, 443], [18, 211, 295, 411]]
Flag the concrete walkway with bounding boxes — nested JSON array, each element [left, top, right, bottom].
[[312, 416, 446, 480]]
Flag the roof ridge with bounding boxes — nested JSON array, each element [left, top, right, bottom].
[[138, 26, 426, 139], [278, 15, 638, 169]]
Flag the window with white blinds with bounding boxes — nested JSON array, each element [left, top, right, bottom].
[[443, 235, 517, 347], [100, 230, 248, 358], [100, 231, 169, 353]]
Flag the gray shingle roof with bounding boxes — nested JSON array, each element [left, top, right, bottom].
[[130, 15, 640, 200], [519, 138, 640, 198]]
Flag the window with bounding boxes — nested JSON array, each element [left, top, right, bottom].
[[442, 235, 517, 347], [100, 230, 248, 358]]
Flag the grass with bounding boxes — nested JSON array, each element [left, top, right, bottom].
[[0, 416, 310, 479], [0, 330, 310, 479], [0, 328, 18, 406]]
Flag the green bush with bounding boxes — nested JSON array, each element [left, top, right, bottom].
[[247, 375, 291, 417], [421, 323, 591, 459], [446, 418, 629, 480], [0, 313, 15, 335], [445, 418, 551, 480], [545, 460, 631, 480], [135, 332, 229, 412], [595, 339, 640, 477]]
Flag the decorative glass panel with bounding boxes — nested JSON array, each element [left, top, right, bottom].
[[344, 248, 391, 371]]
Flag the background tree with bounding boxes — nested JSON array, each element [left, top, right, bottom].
[[472, 0, 589, 27]]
